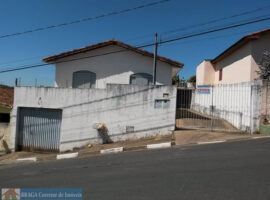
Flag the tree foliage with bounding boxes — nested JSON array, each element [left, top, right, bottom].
[[172, 75, 180, 85], [188, 75, 196, 83], [257, 51, 270, 80]]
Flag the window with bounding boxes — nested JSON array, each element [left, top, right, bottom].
[[130, 73, 153, 86], [0, 113, 10, 123], [72, 70, 96, 88], [219, 69, 223, 81]]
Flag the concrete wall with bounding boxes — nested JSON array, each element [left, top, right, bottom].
[[192, 81, 262, 133], [260, 80, 270, 124], [11, 85, 177, 152], [196, 60, 215, 86], [54, 45, 178, 88], [0, 107, 12, 152], [0, 123, 11, 152]]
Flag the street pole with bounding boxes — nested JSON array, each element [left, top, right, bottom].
[[153, 33, 158, 85]]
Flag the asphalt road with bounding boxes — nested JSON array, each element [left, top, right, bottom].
[[0, 138, 270, 200]]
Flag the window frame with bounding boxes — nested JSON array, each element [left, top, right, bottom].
[[72, 70, 96, 89], [129, 73, 153, 86]]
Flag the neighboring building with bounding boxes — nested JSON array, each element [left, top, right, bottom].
[[196, 28, 270, 86], [43, 39, 184, 88], [0, 86, 14, 152]]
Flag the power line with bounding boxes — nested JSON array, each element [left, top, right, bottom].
[[1, 15, 270, 74], [159, 28, 264, 48], [158, 16, 270, 45], [1, 4, 269, 67], [117, 4, 270, 42], [161, 4, 270, 36], [0, 0, 171, 39]]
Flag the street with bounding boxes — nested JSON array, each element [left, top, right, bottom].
[[0, 138, 270, 200]]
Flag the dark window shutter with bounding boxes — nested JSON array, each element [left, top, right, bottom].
[[72, 71, 96, 88], [130, 73, 153, 85], [219, 69, 223, 81]]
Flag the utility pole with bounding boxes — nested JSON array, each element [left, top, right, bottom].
[[153, 33, 158, 85]]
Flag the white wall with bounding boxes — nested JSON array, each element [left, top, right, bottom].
[[54, 45, 178, 88], [192, 81, 262, 133], [11, 85, 177, 152], [0, 123, 11, 152]]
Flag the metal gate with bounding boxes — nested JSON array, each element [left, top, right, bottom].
[[175, 82, 261, 133], [17, 107, 62, 152]]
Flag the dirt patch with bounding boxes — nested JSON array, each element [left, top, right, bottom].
[[78, 135, 172, 158], [173, 129, 253, 146]]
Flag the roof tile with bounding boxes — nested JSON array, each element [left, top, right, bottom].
[[43, 39, 184, 68]]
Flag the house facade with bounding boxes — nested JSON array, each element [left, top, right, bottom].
[[10, 40, 183, 152], [0, 87, 13, 152], [43, 39, 183, 89], [196, 28, 270, 86]]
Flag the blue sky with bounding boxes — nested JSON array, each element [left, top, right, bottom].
[[0, 0, 270, 86]]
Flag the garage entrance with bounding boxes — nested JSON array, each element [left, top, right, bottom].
[[16, 107, 62, 152]]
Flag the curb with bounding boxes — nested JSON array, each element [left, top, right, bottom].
[[6, 136, 270, 164], [252, 136, 270, 139], [57, 152, 78, 160], [16, 157, 37, 162], [197, 140, 226, 145], [100, 147, 123, 154], [147, 142, 172, 149]]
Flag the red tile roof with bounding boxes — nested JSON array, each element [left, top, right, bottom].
[[212, 28, 270, 64], [43, 39, 184, 68], [0, 87, 14, 108]]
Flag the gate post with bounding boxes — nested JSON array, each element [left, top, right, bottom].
[[210, 85, 214, 131]]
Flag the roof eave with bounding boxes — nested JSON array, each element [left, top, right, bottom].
[[42, 40, 184, 68], [211, 28, 270, 64]]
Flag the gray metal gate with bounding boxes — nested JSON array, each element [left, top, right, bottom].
[[17, 108, 62, 152], [176, 88, 239, 132], [175, 82, 262, 133]]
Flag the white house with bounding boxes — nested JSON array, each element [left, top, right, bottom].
[[10, 40, 183, 152], [43, 39, 184, 88]]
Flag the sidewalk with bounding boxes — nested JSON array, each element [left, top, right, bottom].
[[173, 129, 257, 146], [0, 135, 172, 165], [0, 130, 267, 165]]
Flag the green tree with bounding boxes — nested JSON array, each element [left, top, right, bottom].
[[172, 75, 180, 85], [257, 51, 270, 80], [187, 75, 196, 83]]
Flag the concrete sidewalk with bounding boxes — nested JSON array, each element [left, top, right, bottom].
[[0, 135, 172, 165], [0, 130, 267, 165], [173, 130, 256, 146]]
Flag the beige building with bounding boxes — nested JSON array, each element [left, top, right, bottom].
[[196, 28, 270, 86]]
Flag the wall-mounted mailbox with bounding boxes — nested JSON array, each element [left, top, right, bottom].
[[154, 99, 170, 109]]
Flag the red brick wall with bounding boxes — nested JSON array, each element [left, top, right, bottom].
[[0, 87, 14, 107]]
